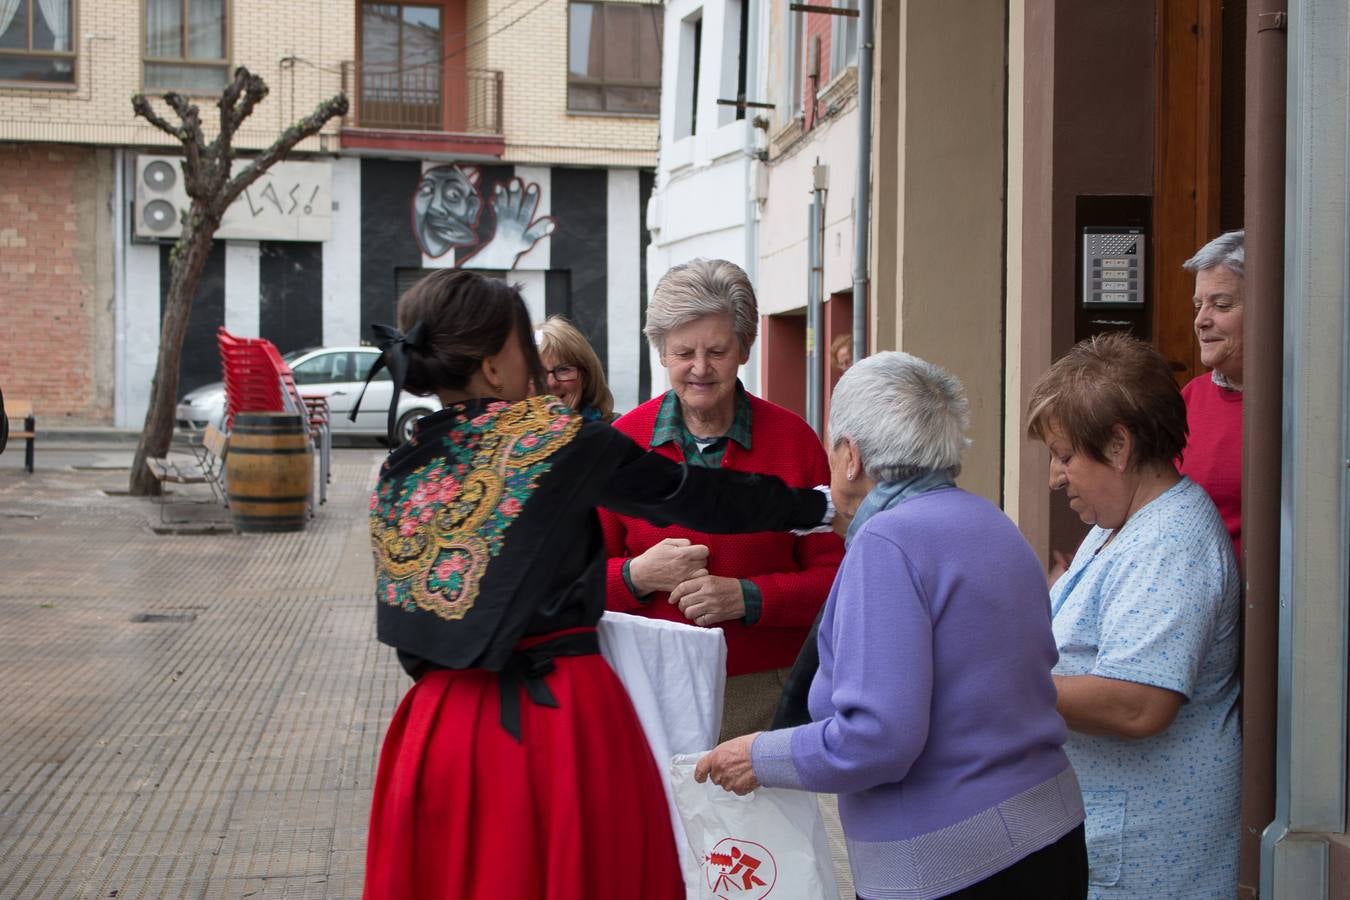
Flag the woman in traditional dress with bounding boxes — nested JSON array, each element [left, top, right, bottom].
[[358, 269, 830, 900]]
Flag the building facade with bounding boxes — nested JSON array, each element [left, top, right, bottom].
[[0, 0, 661, 426]]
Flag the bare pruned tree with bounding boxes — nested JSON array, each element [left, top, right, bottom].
[[128, 67, 348, 496]]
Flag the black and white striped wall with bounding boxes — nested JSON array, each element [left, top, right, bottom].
[[117, 158, 656, 427]]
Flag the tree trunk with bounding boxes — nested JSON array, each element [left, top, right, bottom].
[[128, 214, 219, 496], [126, 72, 348, 497]]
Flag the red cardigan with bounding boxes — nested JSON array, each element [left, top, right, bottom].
[[1179, 374, 1243, 560], [599, 392, 844, 676]]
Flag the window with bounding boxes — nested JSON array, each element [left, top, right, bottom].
[[0, 0, 75, 85], [785, 2, 803, 119], [673, 9, 701, 139], [829, 0, 858, 78], [568, 1, 662, 115], [360, 2, 443, 129], [144, 0, 227, 93], [292, 351, 357, 386], [717, 0, 748, 126]]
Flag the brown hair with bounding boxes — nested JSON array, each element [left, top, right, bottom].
[[829, 334, 852, 370], [1025, 332, 1187, 468], [535, 315, 615, 420], [396, 269, 543, 397]]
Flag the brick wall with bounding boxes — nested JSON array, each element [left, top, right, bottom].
[[486, 0, 660, 167], [0, 144, 112, 424], [0, 0, 651, 166], [0, 0, 350, 151]]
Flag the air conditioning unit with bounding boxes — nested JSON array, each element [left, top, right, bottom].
[[132, 154, 334, 243], [133, 155, 188, 241]]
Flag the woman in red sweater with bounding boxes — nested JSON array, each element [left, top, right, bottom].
[[599, 259, 844, 741], [1180, 230, 1245, 560]]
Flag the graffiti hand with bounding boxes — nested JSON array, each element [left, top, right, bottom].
[[464, 177, 556, 270]]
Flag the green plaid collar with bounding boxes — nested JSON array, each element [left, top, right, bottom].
[[652, 381, 754, 457]]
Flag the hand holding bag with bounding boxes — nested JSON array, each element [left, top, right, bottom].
[[670, 753, 840, 900]]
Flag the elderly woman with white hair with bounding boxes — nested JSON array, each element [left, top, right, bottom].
[[599, 258, 843, 740], [1180, 229, 1245, 558], [697, 352, 1088, 900]]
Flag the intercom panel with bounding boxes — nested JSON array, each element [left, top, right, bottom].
[[1081, 227, 1145, 308]]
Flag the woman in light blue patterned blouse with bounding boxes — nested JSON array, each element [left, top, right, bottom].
[[1026, 333, 1241, 899]]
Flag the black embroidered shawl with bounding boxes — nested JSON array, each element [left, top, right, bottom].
[[370, 395, 826, 675]]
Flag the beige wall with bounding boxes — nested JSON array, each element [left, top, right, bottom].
[[0, 0, 351, 151], [871, 0, 1008, 506], [484, 0, 659, 167]]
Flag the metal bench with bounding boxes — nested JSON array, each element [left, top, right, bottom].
[[145, 423, 229, 522]]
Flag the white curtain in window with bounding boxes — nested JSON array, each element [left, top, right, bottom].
[[186, 0, 224, 60], [0, 0, 21, 45], [146, 0, 180, 58], [37, 0, 69, 51]]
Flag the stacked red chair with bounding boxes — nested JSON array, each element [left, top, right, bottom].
[[216, 329, 285, 432], [215, 327, 331, 509]]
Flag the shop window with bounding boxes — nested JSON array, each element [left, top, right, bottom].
[[144, 0, 228, 93], [568, 1, 663, 115], [0, 0, 75, 86]]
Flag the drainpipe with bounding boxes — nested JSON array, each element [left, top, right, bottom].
[[744, 0, 763, 394], [807, 165, 827, 433], [744, 0, 762, 285], [1242, 1, 1287, 896], [851, 0, 874, 359], [112, 148, 129, 429], [1262, 0, 1350, 895]]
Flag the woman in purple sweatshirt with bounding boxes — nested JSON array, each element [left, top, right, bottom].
[[698, 352, 1087, 899]]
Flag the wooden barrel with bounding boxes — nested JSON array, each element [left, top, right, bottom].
[[225, 412, 313, 532]]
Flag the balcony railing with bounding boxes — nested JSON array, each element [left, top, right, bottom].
[[341, 62, 503, 136]]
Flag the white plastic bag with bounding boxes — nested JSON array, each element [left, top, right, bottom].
[[598, 612, 728, 896], [670, 753, 841, 900]]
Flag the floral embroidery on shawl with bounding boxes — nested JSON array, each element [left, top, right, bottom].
[[369, 396, 580, 621]]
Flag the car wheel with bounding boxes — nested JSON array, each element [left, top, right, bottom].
[[395, 408, 434, 446]]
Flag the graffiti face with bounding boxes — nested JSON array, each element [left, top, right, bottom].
[[413, 165, 483, 258]]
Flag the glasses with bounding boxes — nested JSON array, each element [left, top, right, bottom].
[[544, 364, 580, 383]]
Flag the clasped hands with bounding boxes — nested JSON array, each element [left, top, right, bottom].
[[629, 538, 745, 627]]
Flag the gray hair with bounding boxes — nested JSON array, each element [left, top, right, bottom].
[[1183, 229, 1245, 278], [645, 258, 759, 354], [828, 351, 971, 481]]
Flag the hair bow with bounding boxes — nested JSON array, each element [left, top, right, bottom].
[[350, 322, 428, 447]]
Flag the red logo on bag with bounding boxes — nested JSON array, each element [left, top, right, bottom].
[[704, 838, 777, 898]]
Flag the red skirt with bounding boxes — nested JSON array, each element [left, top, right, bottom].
[[364, 629, 685, 900]]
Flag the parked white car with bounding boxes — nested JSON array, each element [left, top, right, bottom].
[[175, 346, 439, 444]]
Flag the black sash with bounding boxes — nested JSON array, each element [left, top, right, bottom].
[[497, 631, 600, 742]]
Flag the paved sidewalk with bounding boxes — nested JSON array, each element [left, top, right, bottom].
[[0, 450, 401, 899], [0, 450, 855, 899]]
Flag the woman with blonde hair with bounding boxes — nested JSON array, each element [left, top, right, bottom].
[[536, 315, 616, 422]]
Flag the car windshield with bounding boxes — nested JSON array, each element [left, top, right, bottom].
[[283, 349, 315, 364]]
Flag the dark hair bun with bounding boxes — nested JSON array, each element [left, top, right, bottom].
[[395, 269, 542, 397]]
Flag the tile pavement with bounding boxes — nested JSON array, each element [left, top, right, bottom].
[[0, 445, 853, 899]]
